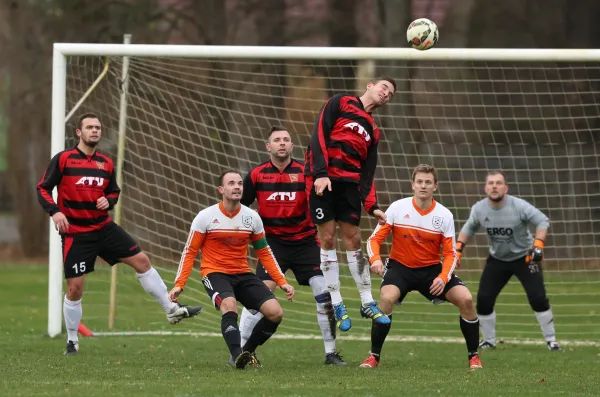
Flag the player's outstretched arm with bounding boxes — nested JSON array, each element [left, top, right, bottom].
[[456, 205, 481, 267], [360, 138, 381, 219], [102, 164, 121, 211], [252, 236, 287, 286], [366, 209, 394, 275], [518, 198, 549, 264], [172, 225, 206, 299], [37, 153, 70, 233], [455, 231, 472, 268], [438, 214, 458, 284]]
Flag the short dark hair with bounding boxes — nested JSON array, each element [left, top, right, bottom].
[[267, 125, 289, 140], [486, 170, 507, 183], [371, 76, 397, 93], [411, 164, 437, 183], [219, 170, 241, 186], [77, 112, 100, 130]]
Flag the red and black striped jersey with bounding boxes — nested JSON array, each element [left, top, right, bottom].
[[37, 146, 120, 234], [304, 94, 380, 214], [241, 159, 317, 243]]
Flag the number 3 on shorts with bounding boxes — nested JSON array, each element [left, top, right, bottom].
[[315, 208, 324, 219]]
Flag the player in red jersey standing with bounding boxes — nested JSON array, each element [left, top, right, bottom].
[[239, 126, 345, 366], [37, 113, 202, 356], [305, 77, 396, 331]]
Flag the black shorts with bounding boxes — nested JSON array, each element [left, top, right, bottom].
[[478, 255, 548, 304], [201, 272, 276, 311], [256, 236, 322, 286], [381, 259, 464, 304], [306, 177, 361, 226], [61, 221, 141, 279]]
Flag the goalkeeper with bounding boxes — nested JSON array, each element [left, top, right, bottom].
[[456, 170, 561, 351]]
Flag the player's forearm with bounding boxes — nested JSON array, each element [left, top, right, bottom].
[[366, 224, 391, 263], [310, 132, 329, 178], [366, 244, 382, 264], [174, 257, 195, 290], [105, 193, 119, 210], [36, 187, 60, 215], [439, 237, 457, 283], [534, 228, 547, 242], [255, 247, 287, 286], [361, 181, 379, 214], [175, 231, 204, 290], [438, 259, 455, 284], [456, 232, 471, 247]]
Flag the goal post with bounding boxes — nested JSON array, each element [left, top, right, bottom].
[[49, 44, 600, 342]]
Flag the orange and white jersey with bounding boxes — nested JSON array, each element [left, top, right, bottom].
[[367, 197, 457, 283], [174, 201, 287, 289]]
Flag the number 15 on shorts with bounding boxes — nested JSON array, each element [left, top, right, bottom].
[[72, 261, 86, 275]]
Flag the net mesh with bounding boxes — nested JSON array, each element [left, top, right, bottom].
[[63, 55, 600, 341]]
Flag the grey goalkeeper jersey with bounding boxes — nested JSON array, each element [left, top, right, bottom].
[[460, 195, 549, 262]]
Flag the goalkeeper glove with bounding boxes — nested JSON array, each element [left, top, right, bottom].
[[526, 239, 544, 264], [455, 241, 465, 268]]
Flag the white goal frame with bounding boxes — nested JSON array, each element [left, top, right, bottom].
[[48, 44, 600, 337]]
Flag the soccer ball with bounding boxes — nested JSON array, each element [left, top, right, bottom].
[[406, 18, 439, 50]]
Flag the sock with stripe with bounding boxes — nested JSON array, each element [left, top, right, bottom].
[[460, 316, 480, 358]]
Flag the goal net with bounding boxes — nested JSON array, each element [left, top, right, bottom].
[[56, 47, 600, 344]]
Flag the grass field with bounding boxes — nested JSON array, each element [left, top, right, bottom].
[[1, 263, 599, 397]]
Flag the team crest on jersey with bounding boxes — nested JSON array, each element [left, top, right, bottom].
[[96, 161, 104, 170], [242, 215, 252, 228], [432, 216, 443, 229], [289, 174, 298, 182]]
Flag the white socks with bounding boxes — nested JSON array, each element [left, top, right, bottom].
[[320, 249, 342, 305], [136, 267, 178, 313], [347, 250, 374, 305], [63, 296, 82, 343], [535, 309, 557, 342], [239, 307, 263, 347], [310, 276, 337, 354], [478, 311, 496, 345], [480, 309, 557, 345]]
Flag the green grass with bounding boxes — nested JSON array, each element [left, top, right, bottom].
[[1, 263, 599, 397]]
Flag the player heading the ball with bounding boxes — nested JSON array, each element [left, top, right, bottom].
[[304, 77, 396, 332]]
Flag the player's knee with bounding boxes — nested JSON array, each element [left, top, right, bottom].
[[476, 294, 495, 316], [319, 234, 336, 250], [129, 252, 151, 273], [265, 305, 284, 323], [66, 281, 84, 300], [529, 296, 550, 312], [379, 291, 398, 313], [219, 297, 237, 313], [341, 231, 361, 251], [456, 293, 474, 312]]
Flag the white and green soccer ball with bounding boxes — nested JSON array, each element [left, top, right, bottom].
[[406, 18, 439, 50]]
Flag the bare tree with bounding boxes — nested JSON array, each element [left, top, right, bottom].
[[5, 0, 179, 257]]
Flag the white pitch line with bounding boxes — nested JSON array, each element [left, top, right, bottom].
[[90, 331, 600, 347]]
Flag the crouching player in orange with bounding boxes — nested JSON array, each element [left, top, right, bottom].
[[360, 164, 482, 370], [169, 170, 295, 369]]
